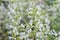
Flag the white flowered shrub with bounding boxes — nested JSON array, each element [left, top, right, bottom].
[[0, 0, 60, 40]]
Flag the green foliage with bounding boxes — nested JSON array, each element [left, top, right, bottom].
[[44, 0, 57, 6]]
